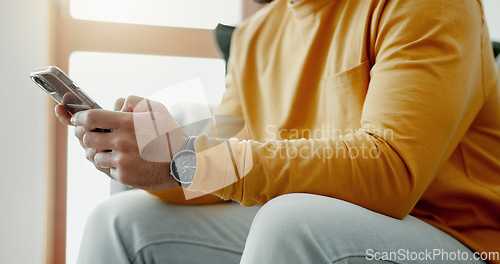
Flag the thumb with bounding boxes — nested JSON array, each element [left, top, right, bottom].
[[121, 95, 148, 112], [114, 97, 125, 111]]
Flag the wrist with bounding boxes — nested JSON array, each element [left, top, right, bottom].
[[167, 129, 188, 159]]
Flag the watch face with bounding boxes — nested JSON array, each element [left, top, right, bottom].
[[171, 150, 196, 184]]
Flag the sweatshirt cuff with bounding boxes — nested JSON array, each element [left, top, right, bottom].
[[187, 135, 253, 200]]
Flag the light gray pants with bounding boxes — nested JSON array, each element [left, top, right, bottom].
[[77, 190, 483, 264]]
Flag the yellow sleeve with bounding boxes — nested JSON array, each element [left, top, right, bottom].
[[188, 0, 488, 218]]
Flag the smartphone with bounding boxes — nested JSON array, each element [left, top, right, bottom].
[[30, 66, 102, 114]]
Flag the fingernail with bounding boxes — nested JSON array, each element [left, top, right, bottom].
[[70, 113, 78, 124]]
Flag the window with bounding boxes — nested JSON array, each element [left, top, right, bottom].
[[70, 0, 243, 29], [66, 52, 227, 264]]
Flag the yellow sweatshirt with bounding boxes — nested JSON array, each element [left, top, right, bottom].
[[152, 0, 500, 259]]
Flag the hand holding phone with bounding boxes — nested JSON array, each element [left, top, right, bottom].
[[30, 66, 110, 133], [30, 66, 102, 115]]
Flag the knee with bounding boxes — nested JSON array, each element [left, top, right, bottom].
[[250, 193, 309, 231], [247, 194, 314, 243], [83, 190, 172, 241], [248, 193, 367, 243], [87, 190, 151, 227], [80, 190, 198, 263], [243, 194, 388, 264]]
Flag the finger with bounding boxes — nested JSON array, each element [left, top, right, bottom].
[[85, 148, 98, 162], [114, 98, 125, 111], [120, 96, 168, 114], [93, 151, 116, 169], [76, 127, 109, 153], [75, 126, 89, 149], [71, 109, 130, 129], [83, 131, 132, 150], [74, 125, 94, 140], [86, 148, 113, 174], [54, 104, 73, 126], [121, 95, 147, 112]]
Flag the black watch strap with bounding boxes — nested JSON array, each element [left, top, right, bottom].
[[183, 136, 198, 152]]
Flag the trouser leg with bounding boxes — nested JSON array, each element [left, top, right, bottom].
[[241, 193, 484, 264], [77, 190, 260, 264]]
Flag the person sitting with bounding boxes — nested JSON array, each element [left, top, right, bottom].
[[56, 0, 500, 263]]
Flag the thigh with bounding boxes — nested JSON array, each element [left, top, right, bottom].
[[242, 193, 484, 264], [77, 190, 259, 264]]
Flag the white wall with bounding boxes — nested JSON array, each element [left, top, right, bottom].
[[484, 0, 500, 42], [0, 1, 48, 264]]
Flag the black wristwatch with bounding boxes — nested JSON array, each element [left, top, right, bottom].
[[170, 136, 197, 188]]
